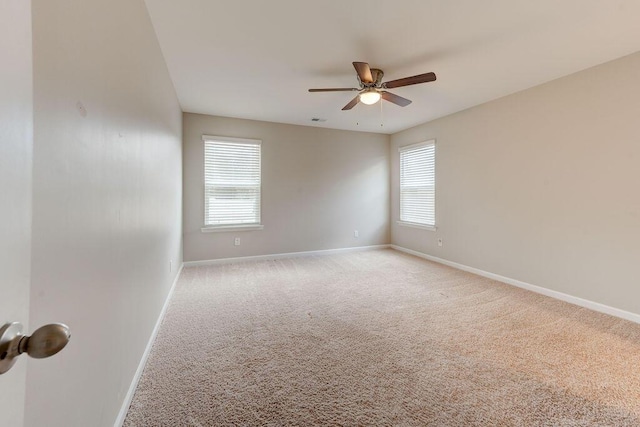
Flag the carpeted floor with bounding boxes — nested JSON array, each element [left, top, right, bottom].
[[124, 249, 640, 426]]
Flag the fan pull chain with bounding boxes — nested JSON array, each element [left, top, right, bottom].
[[379, 97, 384, 128]]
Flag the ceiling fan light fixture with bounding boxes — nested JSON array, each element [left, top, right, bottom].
[[359, 90, 381, 105], [308, 62, 435, 110]]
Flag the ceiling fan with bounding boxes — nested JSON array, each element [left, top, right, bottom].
[[309, 62, 436, 110]]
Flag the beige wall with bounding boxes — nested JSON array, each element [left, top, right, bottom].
[[183, 114, 390, 261], [27, 1, 182, 426], [0, 0, 32, 425], [391, 52, 640, 315]]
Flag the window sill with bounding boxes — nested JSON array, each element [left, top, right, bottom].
[[201, 224, 264, 233], [396, 221, 437, 232]]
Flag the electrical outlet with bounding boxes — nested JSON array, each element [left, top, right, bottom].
[[234, 237, 240, 246], [354, 230, 359, 238], [437, 238, 443, 247]]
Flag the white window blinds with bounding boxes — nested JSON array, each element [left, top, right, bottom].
[[203, 136, 261, 227], [399, 140, 435, 227]]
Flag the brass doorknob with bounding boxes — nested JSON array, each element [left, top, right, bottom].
[[0, 322, 70, 374]]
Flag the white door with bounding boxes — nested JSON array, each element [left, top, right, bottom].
[[0, 0, 33, 425]]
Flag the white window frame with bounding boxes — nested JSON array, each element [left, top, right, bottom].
[[397, 139, 436, 231], [201, 135, 264, 233]]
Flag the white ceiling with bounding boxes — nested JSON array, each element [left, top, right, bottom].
[[144, 0, 640, 134]]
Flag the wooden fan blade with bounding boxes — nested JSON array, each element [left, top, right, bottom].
[[383, 72, 436, 89], [342, 95, 360, 110], [381, 91, 412, 107], [309, 88, 358, 92], [353, 62, 373, 83]]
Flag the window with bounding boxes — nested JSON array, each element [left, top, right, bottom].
[[203, 135, 262, 230], [399, 140, 436, 229]]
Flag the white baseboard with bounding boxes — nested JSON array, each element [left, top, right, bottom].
[[114, 263, 185, 427], [183, 244, 392, 267], [390, 245, 640, 325]]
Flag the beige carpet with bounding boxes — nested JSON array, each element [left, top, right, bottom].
[[124, 249, 640, 426]]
